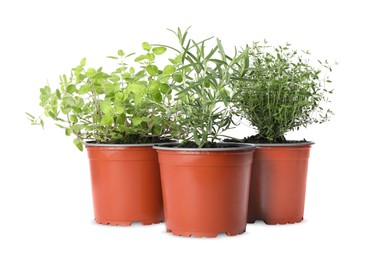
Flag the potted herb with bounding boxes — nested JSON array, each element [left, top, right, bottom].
[[27, 43, 174, 225], [153, 28, 256, 238], [230, 41, 334, 224]]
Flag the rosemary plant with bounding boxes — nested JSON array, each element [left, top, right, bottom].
[[161, 28, 244, 148]]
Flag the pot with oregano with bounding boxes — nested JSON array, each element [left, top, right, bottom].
[[28, 42, 176, 226], [230, 41, 334, 224], [153, 28, 256, 238]]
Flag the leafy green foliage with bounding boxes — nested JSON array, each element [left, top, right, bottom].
[[28, 29, 335, 150], [232, 41, 334, 142], [158, 28, 242, 148], [28, 42, 175, 150]]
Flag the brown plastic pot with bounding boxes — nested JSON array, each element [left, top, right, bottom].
[[154, 143, 256, 238], [85, 143, 164, 226], [247, 142, 313, 224]]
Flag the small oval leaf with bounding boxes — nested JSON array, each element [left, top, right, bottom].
[[146, 65, 159, 76], [142, 42, 151, 51], [152, 47, 166, 55]]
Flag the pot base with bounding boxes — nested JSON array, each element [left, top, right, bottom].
[[166, 228, 245, 238], [95, 218, 163, 226], [248, 217, 303, 225]]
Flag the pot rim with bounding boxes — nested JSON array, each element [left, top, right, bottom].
[[153, 142, 257, 151], [249, 141, 314, 147], [84, 141, 178, 147]]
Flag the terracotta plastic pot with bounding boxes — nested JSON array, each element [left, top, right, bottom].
[[85, 143, 164, 226], [154, 143, 256, 238], [247, 143, 313, 224]]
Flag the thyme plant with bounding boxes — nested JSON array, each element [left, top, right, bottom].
[[232, 41, 334, 142], [27, 43, 173, 150]]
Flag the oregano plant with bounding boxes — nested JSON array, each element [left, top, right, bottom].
[[27, 42, 174, 150], [231, 41, 334, 142]]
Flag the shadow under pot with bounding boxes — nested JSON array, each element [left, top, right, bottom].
[[85, 142, 164, 226], [247, 142, 313, 224], [154, 143, 256, 238]]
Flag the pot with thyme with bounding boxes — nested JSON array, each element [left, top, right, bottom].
[[231, 41, 334, 224], [28, 43, 175, 225], [153, 28, 256, 238]]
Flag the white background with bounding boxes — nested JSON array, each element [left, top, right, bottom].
[[1, 0, 364, 259]]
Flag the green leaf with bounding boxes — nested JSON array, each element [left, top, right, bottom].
[[73, 138, 83, 151], [48, 111, 56, 119], [100, 115, 114, 126], [157, 74, 169, 83], [70, 115, 78, 123], [116, 113, 126, 125], [135, 94, 144, 105], [169, 58, 177, 64], [163, 65, 175, 75], [135, 70, 145, 78], [132, 116, 148, 126], [94, 70, 109, 80], [135, 55, 147, 62], [107, 56, 118, 60], [40, 86, 51, 95], [118, 50, 125, 56], [160, 83, 170, 94], [152, 125, 162, 135], [63, 96, 76, 107], [72, 106, 82, 113], [85, 68, 97, 77], [55, 89, 61, 99], [115, 106, 125, 114], [115, 92, 127, 102], [219, 88, 229, 106], [80, 58, 86, 66], [173, 73, 183, 83], [79, 85, 92, 94], [142, 42, 151, 51], [70, 124, 84, 132], [146, 53, 155, 61], [152, 47, 166, 55], [66, 84, 77, 94], [74, 96, 84, 107], [146, 65, 159, 76], [94, 85, 104, 94], [100, 101, 114, 115], [243, 48, 249, 70], [105, 83, 118, 95], [65, 128, 72, 136], [174, 54, 182, 64], [25, 112, 35, 119], [193, 130, 201, 146], [152, 92, 162, 103], [60, 106, 71, 114], [127, 83, 145, 95], [149, 81, 161, 95]]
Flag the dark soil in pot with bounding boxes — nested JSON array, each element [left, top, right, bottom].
[[168, 141, 243, 149], [87, 134, 174, 145], [223, 134, 308, 144]]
